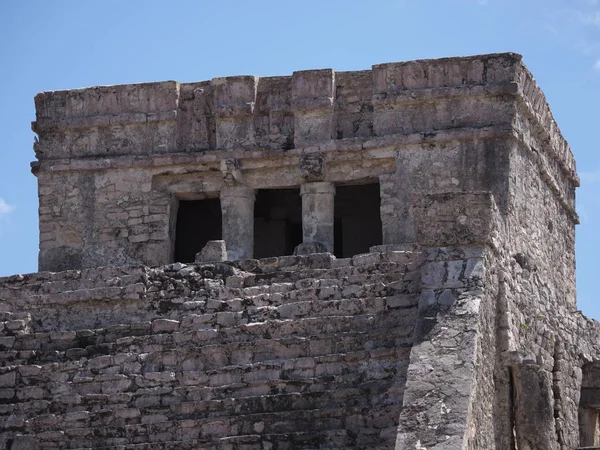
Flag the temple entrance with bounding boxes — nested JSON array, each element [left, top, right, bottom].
[[174, 198, 222, 263], [254, 188, 303, 258], [334, 183, 382, 258]]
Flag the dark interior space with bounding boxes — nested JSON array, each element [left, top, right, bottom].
[[174, 199, 222, 263], [254, 188, 302, 259], [334, 183, 382, 258]]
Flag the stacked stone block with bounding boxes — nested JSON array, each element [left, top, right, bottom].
[[0, 249, 426, 449], [6, 52, 596, 449], [30, 53, 578, 275]]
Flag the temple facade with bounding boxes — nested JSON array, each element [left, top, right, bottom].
[[0, 53, 597, 449]]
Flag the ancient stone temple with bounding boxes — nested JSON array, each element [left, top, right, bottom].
[[0, 52, 597, 449]]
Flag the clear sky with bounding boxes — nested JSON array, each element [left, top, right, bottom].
[[0, 0, 598, 317]]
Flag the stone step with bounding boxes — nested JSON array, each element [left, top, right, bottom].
[[0, 338, 411, 412], [159, 381, 404, 415], [2, 375, 407, 439], [235, 260, 412, 288], [211, 430, 397, 450], [3, 337, 411, 409], [3, 317, 410, 366], [174, 373, 406, 402], [230, 250, 422, 275], [68, 429, 399, 449], [155, 275, 416, 320], [6, 303, 416, 362], [67, 429, 362, 449], [1, 333, 412, 413], [0, 249, 421, 327], [54, 403, 401, 448], [22, 383, 403, 434], [231, 253, 337, 274], [0, 266, 147, 295], [149, 290, 416, 330], [1, 264, 416, 341], [72, 439, 203, 450], [16, 329, 412, 385], [225, 278, 412, 308], [7, 273, 416, 342], [35, 272, 147, 296]]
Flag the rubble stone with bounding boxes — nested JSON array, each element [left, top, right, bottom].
[[195, 240, 227, 263]]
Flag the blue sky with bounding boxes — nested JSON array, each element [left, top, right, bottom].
[[0, 0, 599, 317]]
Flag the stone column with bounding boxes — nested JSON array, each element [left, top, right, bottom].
[[512, 363, 558, 450], [380, 168, 415, 246], [220, 186, 255, 261], [300, 182, 335, 253]]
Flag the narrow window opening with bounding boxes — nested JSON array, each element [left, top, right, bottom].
[[508, 367, 518, 450], [254, 188, 302, 259], [334, 183, 382, 258], [174, 199, 222, 263], [579, 363, 600, 448]]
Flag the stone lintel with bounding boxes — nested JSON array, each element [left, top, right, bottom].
[[29, 125, 513, 175], [151, 154, 394, 201], [32, 54, 576, 190]]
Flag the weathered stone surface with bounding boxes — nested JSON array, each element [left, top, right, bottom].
[[293, 242, 327, 255], [195, 240, 227, 263], [0, 53, 594, 449], [30, 53, 577, 273], [0, 248, 424, 448]]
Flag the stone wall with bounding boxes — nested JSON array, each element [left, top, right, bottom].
[[31, 53, 577, 274], [0, 248, 428, 449], [6, 52, 596, 449]]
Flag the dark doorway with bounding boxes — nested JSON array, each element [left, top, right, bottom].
[[579, 362, 600, 447], [174, 199, 222, 263], [254, 188, 302, 259], [334, 183, 382, 258]]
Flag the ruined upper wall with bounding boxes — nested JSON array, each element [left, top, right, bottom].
[[31, 53, 577, 186], [30, 53, 580, 272]]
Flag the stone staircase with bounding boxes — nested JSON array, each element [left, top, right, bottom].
[[0, 249, 423, 449]]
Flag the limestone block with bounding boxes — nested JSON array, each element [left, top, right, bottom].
[[334, 70, 373, 139], [9, 435, 38, 450], [413, 192, 496, 246], [176, 81, 213, 150], [213, 76, 258, 149], [293, 242, 327, 255], [152, 319, 180, 333], [254, 76, 293, 149], [0, 371, 16, 387], [438, 289, 457, 306], [513, 364, 558, 450], [195, 240, 227, 263], [300, 153, 324, 182], [351, 253, 381, 266], [292, 69, 335, 146]]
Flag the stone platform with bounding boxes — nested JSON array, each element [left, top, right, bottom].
[[0, 246, 489, 449]]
